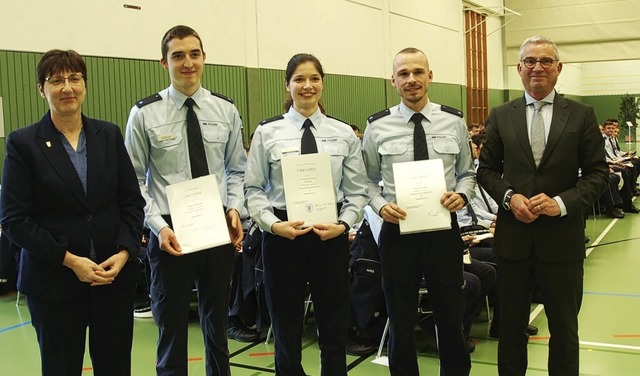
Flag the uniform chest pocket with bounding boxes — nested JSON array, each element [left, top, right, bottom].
[[378, 141, 408, 156], [270, 145, 301, 162], [321, 142, 349, 157], [202, 126, 229, 144], [432, 138, 460, 154], [147, 123, 185, 176], [148, 126, 183, 149]]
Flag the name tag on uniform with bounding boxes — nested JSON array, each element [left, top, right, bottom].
[[281, 146, 300, 154], [158, 134, 176, 142]]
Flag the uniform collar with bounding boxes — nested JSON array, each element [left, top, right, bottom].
[[168, 85, 206, 110], [398, 100, 433, 124], [286, 106, 324, 130]]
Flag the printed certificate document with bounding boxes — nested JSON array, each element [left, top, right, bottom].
[[281, 153, 337, 227], [392, 159, 451, 234], [166, 175, 230, 253]]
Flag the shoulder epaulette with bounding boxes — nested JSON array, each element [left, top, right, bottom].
[[441, 105, 463, 118], [326, 115, 349, 125], [135, 93, 162, 108], [259, 115, 284, 126], [210, 91, 234, 104], [368, 109, 390, 123]]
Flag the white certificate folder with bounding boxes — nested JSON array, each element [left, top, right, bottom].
[[392, 159, 452, 234], [165, 175, 231, 254], [281, 153, 338, 227]]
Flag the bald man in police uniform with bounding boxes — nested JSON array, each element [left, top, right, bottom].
[[362, 47, 475, 376]]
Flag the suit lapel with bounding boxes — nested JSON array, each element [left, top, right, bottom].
[[542, 95, 570, 167], [35, 114, 89, 209], [84, 116, 105, 207], [509, 98, 535, 166]]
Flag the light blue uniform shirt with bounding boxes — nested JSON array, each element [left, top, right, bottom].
[[125, 85, 246, 235], [245, 107, 369, 234], [362, 101, 476, 216]]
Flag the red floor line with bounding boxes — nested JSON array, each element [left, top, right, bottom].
[[188, 357, 203, 362], [529, 336, 550, 341], [249, 351, 275, 357], [613, 334, 640, 338]]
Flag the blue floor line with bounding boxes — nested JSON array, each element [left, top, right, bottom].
[[0, 320, 31, 334], [584, 291, 640, 298]]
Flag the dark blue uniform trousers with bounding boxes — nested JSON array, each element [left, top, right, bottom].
[[262, 228, 350, 376], [148, 229, 235, 376], [379, 220, 471, 376]]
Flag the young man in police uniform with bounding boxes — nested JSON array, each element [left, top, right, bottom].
[[362, 47, 475, 376], [125, 25, 246, 376]]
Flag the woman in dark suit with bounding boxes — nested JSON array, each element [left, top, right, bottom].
[[0, 49, 145, 376]]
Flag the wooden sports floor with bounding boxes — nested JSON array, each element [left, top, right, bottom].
[[1, 200, 639, 375]]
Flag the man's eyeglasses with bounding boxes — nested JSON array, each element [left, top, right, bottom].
[[45, 74, 85, 87], [520, 58, 558, 69]]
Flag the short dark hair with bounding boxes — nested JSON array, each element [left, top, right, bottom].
[[36, 49, 87, 88], [161, 25, 204, 60], [283, 53, 325, 113]]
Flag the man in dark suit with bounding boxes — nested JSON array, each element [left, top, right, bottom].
[[477, 36, 608, 376]]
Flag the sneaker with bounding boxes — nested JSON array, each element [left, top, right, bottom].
[[134, 302, 153, 318]]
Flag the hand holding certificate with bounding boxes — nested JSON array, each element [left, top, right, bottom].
[[165, 175, 230, 254], [392, 159, 451, 234], [281, 153, 337, 227]]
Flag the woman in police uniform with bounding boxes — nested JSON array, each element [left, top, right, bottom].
[[245, 53, 368, 376]]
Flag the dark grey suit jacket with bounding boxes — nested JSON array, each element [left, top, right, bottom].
[[0, 112, 145, 300], [477, 94, 608, 262]]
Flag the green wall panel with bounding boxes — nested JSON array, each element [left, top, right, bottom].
[[581, 94, 640, 124], [323, 74, 386, 129]]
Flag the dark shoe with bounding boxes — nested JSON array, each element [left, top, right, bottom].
[[227, 320, 259, 342], [346, 342, 377, 357], [623, 205, 640, 214], [584, 236, 590, 244], [526, 325, 539, 336], [133, 301, 153, 318], [467, 339, 476, 353], [607, 209, 625, 218]]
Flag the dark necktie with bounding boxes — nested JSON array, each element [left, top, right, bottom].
[[184, 98, 209, 178], [412, 113, 428, 160], [467, 203, 479, 225], [301, 119, 318, 154], [478, 185, 495, 215]]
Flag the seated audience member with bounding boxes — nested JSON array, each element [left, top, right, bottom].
[[603, 121, 640, 199], [468, 123, 483, 137]]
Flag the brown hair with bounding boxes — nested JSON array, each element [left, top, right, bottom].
[[36, 50, 87, 88], [283, 53, 325, 113], [161, 25, 204, 60]]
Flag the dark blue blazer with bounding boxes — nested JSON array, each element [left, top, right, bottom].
[[0, 112, 145, 301]]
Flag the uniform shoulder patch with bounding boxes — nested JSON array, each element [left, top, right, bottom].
[[441, 105, 463, 118], [326, 115, 349, 125], [135, 93, 162, 108], [210, 91, 234, 104], [368, 109, 390, 123], [259, 115, 284, 126]]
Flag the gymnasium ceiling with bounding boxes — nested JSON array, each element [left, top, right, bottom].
[[503, 0, 640, 65]]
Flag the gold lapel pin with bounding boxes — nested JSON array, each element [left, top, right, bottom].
[[46, 141, 51, 148]]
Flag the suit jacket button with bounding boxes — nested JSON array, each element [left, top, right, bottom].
[[86, 215, 93, 221]]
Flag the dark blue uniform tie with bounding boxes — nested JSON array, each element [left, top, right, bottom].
[[412, 112, 428, 160], [184, 98, 208, 178], [301, 119, 318, 154]]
